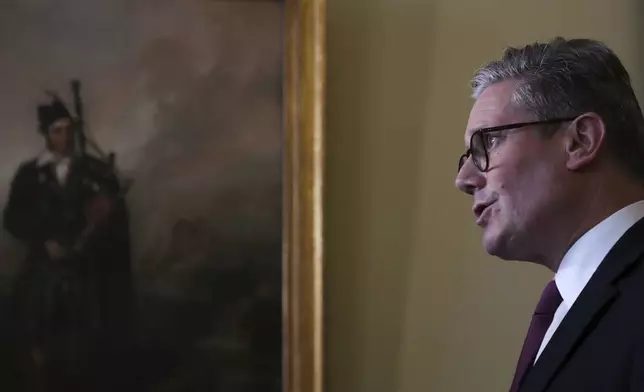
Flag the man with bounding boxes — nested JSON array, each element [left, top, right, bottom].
[[455, 37, 644, 392], [3, 95, 133, 391]]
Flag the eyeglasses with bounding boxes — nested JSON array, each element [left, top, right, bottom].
[[457, 117, 577, 173]]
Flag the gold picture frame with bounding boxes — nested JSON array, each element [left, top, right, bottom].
[[284, 0, 326, 392]]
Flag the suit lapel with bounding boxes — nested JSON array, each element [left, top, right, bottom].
[[521, 216, 644, 392], [37, 163, 62, 191], [520, 285, 617, 392]]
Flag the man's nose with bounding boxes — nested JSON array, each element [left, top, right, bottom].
[[455, 159, 485, 195]]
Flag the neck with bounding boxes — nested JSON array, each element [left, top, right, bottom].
[[49, 149, 72, 158], [540, 173, 644, 272]]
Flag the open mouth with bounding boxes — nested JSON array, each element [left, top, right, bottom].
[[474, 202, 494, 225]]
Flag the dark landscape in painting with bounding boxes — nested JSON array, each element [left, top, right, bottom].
[[0, 1, 283, 391]]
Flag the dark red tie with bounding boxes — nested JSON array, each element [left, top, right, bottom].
[[509, 280, 563, 392]]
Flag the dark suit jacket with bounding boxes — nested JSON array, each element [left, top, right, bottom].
[[518, 216, 644, 392]]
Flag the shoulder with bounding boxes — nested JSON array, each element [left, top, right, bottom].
[[611, 259, 644, 325], [5, 159, 42, 191], [12, 158, 39, 176]]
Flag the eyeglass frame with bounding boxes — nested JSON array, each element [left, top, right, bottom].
[[457, 117, 578, 173]]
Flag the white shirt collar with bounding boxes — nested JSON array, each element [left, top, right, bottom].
[[555, 200, 644, 308], [36, 150, 71, 167]]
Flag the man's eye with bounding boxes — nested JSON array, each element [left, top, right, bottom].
[[484, 134, 504, 149]]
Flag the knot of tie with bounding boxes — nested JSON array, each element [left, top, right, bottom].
[[534, 280, 563, 316]]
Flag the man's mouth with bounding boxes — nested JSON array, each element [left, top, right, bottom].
[[473, 202, 495, 226]]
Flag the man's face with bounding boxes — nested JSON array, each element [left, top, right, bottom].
[[48, 118, 73, 154], [455, 80, 571, 261]]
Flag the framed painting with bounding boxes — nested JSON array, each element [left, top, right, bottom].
[[0, 0, 324, 391]]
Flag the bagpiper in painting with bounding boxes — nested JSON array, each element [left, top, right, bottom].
[[5, 84, 134, 391]]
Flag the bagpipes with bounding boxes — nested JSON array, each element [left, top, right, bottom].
[[45, 80, 132, 258]]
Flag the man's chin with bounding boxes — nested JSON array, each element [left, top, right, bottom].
[[482, 231, 512, 260]]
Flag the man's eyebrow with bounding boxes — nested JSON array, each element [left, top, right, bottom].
[[465, 124, 489, 135], [470, 122, 513, 134]]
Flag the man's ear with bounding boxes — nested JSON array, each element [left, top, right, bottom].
[[564, 113, 606, 171]]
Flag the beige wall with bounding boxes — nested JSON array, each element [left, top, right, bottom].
[[325, 1, 643, 392]]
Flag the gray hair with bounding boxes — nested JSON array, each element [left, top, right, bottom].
[[471, 37, 644, 181]]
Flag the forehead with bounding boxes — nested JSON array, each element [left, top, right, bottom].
[[464, 79, 525, 143], [50, 118, 72, 129]]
